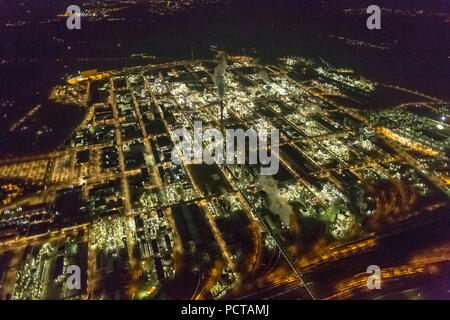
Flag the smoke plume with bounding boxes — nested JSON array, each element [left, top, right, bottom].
[[213, 55, 227, 99], [258, 176, 293, 227]]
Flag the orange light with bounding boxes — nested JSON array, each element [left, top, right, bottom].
[[377, 127, 437, 157], [146, 287, 156, 295]]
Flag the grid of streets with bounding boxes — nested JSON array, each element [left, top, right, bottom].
[[0, 55, 449, 300]]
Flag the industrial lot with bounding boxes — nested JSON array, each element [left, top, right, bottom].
[[0, 54, 449, 300]]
